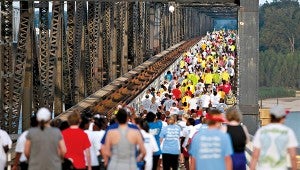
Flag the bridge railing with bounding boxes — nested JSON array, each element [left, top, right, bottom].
[[4, 39, 200, 169]]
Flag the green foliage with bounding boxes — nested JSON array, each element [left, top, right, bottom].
[[259, 0, 300, 53], [259, 87, 296, 100], [259, 0, 300, 88], [259, 50, 300, 88]]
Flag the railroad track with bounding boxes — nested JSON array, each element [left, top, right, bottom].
[[55, 38, 200, 121]]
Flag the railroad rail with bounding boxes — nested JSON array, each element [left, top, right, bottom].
[[55, 38, 200, 121]]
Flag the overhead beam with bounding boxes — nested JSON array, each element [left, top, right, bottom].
[[180, 3, 238, 7], [26, 0, 239, 3]]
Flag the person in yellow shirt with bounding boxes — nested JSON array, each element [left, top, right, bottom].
[[181, 76, 189, 87], [180, 82, 187, 95], [197, 55, 202, 64], [206, 55, 214, 62], [230, 44, 236, 52], [203, 69, 213, 88], [212, 62, 219, 73], [180, 59, 185, 69], [201, 60, 206, 70], [187, 73, 199, 88], [181, 93, 191, 105], [217, 88, 226, 99], [212, 71, 221, 84], [201, 43, 207, 51], [221, 69, 230, 82]]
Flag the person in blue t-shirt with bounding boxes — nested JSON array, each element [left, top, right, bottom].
[[189, 109, 233, 170], [146, 112, 163, 170], [164, 71, 173, 82], [160, 115, 181, 170]]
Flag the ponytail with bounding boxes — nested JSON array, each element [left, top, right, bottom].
[[40, 120, 45, 131]]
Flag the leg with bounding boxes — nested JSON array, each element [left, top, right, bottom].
[[152, 155, 160, 170], [170, 154, 179, 170]]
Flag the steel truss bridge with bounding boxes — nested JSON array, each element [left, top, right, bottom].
[[0, 0, 259, 134]]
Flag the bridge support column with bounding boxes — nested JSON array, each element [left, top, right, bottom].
[[121, 2, 129, 74], [238, 0, 259, 135], [149, 4, 155, 52], [110, 5, 118, 81], [22, 1, 34, 131]]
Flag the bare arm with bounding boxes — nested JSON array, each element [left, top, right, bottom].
[[58, 139, 67, 159], [101, 132, 112, 166], [224, 155, 232, 170], [84, 148, 92, 170], [288, 147, 297, 170], [249, 147, 260, 170], [190, 156, 196, 170], [24, 140, 31, 159], [12, 153, 22, 170], [136, 131, 146, 161], [100, 146, 108, 167], [242, 124, 250, 144]]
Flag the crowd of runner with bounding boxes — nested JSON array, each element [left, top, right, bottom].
[[3, 29, 240, 170], [1, 29, 297, 170]]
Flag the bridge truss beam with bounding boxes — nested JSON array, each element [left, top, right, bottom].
[[0, 0, 259, 134]]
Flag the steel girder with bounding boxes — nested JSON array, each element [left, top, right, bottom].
[[0, 1, 219, 132], [127, 2, 134, 70], [0, 1, 18, 133], [138, 2, 145, 64], [73, 1, 85, 103], [144, 2, 151, 59], [132, 2, 139, 67], [51, 1, 63, 115], [116, 3, 122, 78], [64, 2, 75, 109], [22, 2, 35, 131], [110, 3, 117, 81], [84, 2, 93, 97], [14, 2, 31, 130], [102, 2, 111, 85], [159, 4, 166, 51], [36, 2, 52, 109], [121, 2, 129, 75], [89, 2, 102, 92], [97, 3, 105, 89]]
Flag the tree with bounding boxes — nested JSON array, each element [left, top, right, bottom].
[[259, 0, 300, 53]]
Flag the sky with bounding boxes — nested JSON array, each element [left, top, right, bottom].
[[259, 0, 300, 5]]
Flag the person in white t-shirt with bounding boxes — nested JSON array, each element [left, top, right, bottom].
[[182, 118, 196, 170], [210, 90, 220, 108], [149, 97, 159, 114], [188, 94, 199, 110], [85, 117, 106, 169], [163, 94, 175, 112], [13, 116, 38, 170], [200, 90, 211, 110], [0, 128, 12, 170], [134, 118, 159, 170], [250, 105, 298, 170], [169, 102, 180, 116], [141, 95, 152, 112]]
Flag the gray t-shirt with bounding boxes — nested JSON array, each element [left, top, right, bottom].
[[27, 126, 62, 170]]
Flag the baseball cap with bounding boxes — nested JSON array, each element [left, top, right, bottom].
[[37, 107, 51, 121], [270, 105, 288, 118]]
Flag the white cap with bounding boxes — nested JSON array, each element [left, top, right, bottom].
[[37, 107, 51, 121], [270, 105, 287, 118]]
